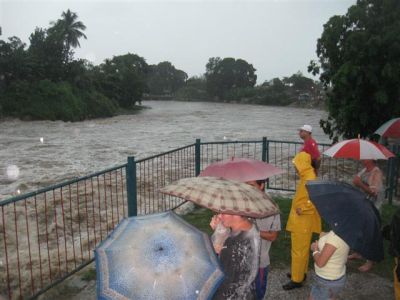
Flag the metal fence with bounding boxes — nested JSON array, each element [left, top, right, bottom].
[[0, 165, 128, 300], [0, 137, 398, 299], [135, 144, 197, 215]]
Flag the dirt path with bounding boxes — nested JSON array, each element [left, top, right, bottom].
[[38, 262, 394, 300]]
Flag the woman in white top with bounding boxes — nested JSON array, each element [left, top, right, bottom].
[[351, 159, 384, 272], [309, 231, 350, 300], [353, 159, 384, 211]]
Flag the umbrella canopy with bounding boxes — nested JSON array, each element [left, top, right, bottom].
[[159, 176, 279, 218], [323, 138, 395, 160], [306, 180, 384, 262], [199, 157, 284, 182], [375, 117, 400, 138], [95, 211, 224, 300]]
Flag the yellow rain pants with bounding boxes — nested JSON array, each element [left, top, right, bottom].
[[286, 151, 321, 283]]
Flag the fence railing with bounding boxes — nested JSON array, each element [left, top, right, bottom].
[[134, 143, 197, 216], [0, 164, 128, 300], [1, 137, 398, 299]]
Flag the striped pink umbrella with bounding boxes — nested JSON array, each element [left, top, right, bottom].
[[323, 139, 395, 160], [375, 118, 400, 138], [199, 157, 283, 182]]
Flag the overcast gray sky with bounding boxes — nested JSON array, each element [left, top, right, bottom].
[[1, 0, 355, 83]]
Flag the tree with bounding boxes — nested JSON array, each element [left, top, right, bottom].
[[49, 9, 87, 62], [282, 71, 315, 91], [147, 61, 188, 94], [96, 53, 149, 108], [0, 37, 30, 88], [309, 0, 400, 141], [28, 27, 66, 81], [205, 57, 257, 99]]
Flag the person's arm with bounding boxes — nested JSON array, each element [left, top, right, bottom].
[[310, 241, 337, 268], [368, 169, 383, 195], [260, 230, 278, 241], [353, 175, 376, 196]]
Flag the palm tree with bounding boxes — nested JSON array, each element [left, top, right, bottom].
[[50, 9, 87, 61]]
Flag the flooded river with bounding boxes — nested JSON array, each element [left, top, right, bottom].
[[0, 101, 329, 199]]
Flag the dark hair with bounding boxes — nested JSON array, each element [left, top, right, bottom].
[[256, 179, 266, 185]]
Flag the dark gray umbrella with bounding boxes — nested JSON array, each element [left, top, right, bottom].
[[306, 180, 384, 262]]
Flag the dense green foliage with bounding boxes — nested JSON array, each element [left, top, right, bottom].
[[0, 10, 324, 121], [205, 57, 257, 99], [175, 76, 208, 101], [94, 53, 149, 108], [309, 0, 400, 141], [0, 10, 147, 121], [147, 61, 188, 95], [171, 60, 319, 106]]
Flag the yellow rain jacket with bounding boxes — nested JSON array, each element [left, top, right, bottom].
[[286, 151, 321, 234]]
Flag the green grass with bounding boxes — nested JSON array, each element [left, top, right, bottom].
[[80, 268, 96, 281], [182, 197, 398, 279]]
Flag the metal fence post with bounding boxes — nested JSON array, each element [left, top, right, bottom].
[[262, 137, 271, 189], [195, 139, 201, 176], [126, 156, 137, 217], [262, 137, 268, 162]]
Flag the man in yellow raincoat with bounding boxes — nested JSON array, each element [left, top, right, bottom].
[[282, 151, 321, 290]]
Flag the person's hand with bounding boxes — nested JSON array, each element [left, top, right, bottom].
[[213, 244, 222, 255], [210, 215, 221, 230], [310, 241, 318, 252], [296, 208, 302, 215], [353, 176, 362, 187], [369, 186, 378, 197]]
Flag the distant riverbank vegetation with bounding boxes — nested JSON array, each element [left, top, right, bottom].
[[146, 57, 324, 107], [2, 0, 399, 135], [0, 10, 322, 122]]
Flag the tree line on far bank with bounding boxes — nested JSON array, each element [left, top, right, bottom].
[[2, 0, 400, 142], [0, 9, 319, 122]]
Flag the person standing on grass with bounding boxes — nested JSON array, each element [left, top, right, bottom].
[[350, 159, 384, 272], [210, 179, 280, 300], [299, 125, 321, 174], [210, 213, 260, 300], [283, 151, 321, 291], [246, 179, 281, 300]]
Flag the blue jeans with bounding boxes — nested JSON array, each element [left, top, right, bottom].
[[311, 273, 346, 300], [254, 266, 269, 300]]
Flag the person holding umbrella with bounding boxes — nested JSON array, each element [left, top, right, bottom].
[[210, 213, 261, 300], [350, 159, 384, 272], [306, 180, 385, 299], [309, 231, 350, 300], [353, 159, 384, 212], [200, 158, 283, 300], [160, 176, 280, 300], [283, 151, 321, 291]]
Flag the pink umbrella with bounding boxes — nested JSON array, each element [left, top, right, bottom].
[[199, 157, 284, 182], [323, 139, 395, 160], [375, 117, 400, 138]]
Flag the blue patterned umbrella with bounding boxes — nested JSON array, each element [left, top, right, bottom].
[[95, 211, 224, 300]]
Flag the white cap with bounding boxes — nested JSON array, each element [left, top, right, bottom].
[[299, 124, 312, 133]]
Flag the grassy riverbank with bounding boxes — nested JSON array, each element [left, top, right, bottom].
[[183, 196, 398, 279]]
